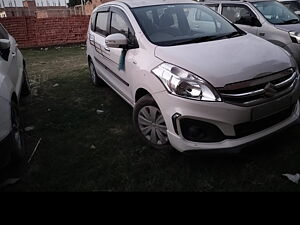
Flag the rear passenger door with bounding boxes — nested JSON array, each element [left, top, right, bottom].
[[92, 7, 111, 74], [221, 4, 259, 35]]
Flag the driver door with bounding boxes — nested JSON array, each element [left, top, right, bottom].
[[103, 7, 138, 104]]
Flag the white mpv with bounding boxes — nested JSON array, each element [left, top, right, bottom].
[[0, 24, 30, 166], [86, 0, 300, 153]]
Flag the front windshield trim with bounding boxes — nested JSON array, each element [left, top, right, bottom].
[[251, 1, 300, 25], [131, 3, 242, 47]]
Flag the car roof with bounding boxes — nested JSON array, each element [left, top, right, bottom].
[[204, 0, 277, 3], [104, 0, 197, 8], [277, 0, 298, 2]]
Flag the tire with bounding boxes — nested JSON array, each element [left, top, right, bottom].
[[89, 60, 105, 87], [9, 101, 26, 162], [133, 95, 170, 150], [21, 66, 31, 97]]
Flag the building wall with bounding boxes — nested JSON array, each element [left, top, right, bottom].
[[0, 16, 90, 48], [36, 9, 73, 18], [1, 1, 68, 18]]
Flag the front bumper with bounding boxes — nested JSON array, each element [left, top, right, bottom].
[[153, 79, 300, 153], [284, 43, 300, 67]]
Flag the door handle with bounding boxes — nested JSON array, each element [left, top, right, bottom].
[[104, 47, 110, 52], [259, 33, 265, 37]]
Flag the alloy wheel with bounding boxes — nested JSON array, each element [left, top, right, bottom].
[[11, 104, 23, 151], [138, 106, 168, 145]]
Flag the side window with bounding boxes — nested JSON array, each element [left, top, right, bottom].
[[206, 4, 219, 12], [222, 5, 257, 25], [109, 10, 138, 48], [110, 11, 136, 42], [95, 12, 109, 36], [111, 12, 130, 36]]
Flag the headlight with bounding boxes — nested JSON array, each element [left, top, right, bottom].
[[152, 63, 221, 102], [289, 31, 300, 43]]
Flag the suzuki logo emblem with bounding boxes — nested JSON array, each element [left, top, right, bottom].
[[264, 83, 277, 97]]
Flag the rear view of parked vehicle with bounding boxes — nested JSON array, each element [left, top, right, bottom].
[[0, 24, 30, 167], [204, 0, 300, 66], [86, 0, 300, 153]]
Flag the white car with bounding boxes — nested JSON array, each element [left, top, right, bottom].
[[0, 24, 30, 167], [87, 0, 300, 153]]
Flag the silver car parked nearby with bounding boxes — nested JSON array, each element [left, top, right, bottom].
[[0, 24, 30, 167], [204, 0, 300, 66], [87, 0, 300, 153], [278, 0, 300, 16]]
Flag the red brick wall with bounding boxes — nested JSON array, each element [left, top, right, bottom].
[[0, 16, 90, 48]]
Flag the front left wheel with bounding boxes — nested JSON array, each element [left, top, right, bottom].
[[9, 101, 26, 162], [133, 95, 170, 150]]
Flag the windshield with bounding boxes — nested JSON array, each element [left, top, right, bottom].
[[132, 4, 243, 46], [281, 1, 300, 14], [252, 1, 300, 25]]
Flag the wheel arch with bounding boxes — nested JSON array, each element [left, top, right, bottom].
[[135, 88, 152, 103]]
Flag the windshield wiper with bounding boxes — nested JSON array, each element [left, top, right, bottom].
[[170, 32, 242, 46], [281, 19, 300, 24], [225, 31, 242, 38], [172, 35, 221, 46]]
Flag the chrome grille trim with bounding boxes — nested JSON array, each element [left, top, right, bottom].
[[275, 72, 297, 89], [221, 89, 265, 99], [217, 68, 298, 107], [242, 77, 298, 106]]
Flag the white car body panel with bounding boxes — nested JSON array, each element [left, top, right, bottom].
[[0, 28, 25, 142]]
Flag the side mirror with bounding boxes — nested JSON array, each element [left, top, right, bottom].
[[105, 33, 128, 48], [0, 39, 10, 50]]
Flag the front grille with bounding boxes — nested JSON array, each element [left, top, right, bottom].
[[234, 105, 295, 138], [217, 68, 298, 106]]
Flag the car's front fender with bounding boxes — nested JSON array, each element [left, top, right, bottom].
[[0, 72, 14, 102], [0, 73, 13, 142]]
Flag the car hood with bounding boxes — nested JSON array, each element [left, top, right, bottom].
[[154, 34, 292, 88], [275, 23, 300, 32]]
